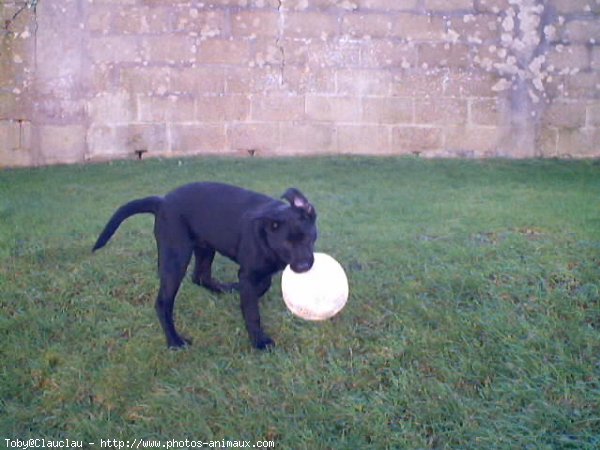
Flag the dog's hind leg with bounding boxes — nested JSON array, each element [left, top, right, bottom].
[[155, 237, 193, 348], [192, 244, 238, 293]]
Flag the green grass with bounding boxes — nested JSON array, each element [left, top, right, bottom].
[[1, 156, 599, 449]]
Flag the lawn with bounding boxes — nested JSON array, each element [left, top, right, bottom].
[[1, 156, 599, 449]]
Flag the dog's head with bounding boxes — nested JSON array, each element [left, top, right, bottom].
[[256, 188, 317, 273]]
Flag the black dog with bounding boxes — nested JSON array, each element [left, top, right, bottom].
[[93, 182, 317, 350]]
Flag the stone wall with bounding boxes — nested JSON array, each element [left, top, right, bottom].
[[1, 0, 599, 166]]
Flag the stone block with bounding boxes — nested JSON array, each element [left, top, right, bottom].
[[227, 122, 280, 153], [341, 13, 393, 39], [39, 125, 86, 164], [305, 39, 362, 68], [87, 124, 169, 159], [0, 93, 22, 119], [550, 0, 600, 15], [280, 39, 310, 66], [253, 39, 284, 67], [392, 69, 448, 97], [2, 2, 36, 36], [562, 72, 600, 99], [170, 124, 228, 154], [389, 13, 446, 41], [564, 19, 600, 44], [224, 66, 283, 94], [119, 124, 169, 154], [169, 67, 226, 95], [232, 10, 280, 38], [357, 0, 417, 11], [89, 63, 118, 93], [91, 0, 137, 4], [174, 8, 228, 37], [251, 95, 305, 121], [283, 66, 337, 94], [34, 96, 87, 124], [285, 12, 340, 39], [360, 40, 417, 69], [280, 122, 336, 154], [284, 0, 358, 10], [88, 91, 136, 124], [557, 127, 600, 157], [418, 43, 472, 69], [592, 47, 600, 71], [446, 13, 500, 43], [362, 97, 413, 124], [0, 120, 33, 167], [475, 0, 510, 13], [119, 67, 172, 95], [439, 70, 500, 98], [546, 45, 590, 71], [196, 95, 250, 122], [336, 70, 392, 96], [415, 98, 468, 125], [306, 95, 362, 122], [113, 7, 172, 34], [470, 98, 505, 126], [424, 0, 473, 11], [392, 126, 443, 152], [0, 120, 25, 151], [143, 35, 197, 64], [86, 126, 116, 159], [444, 125, 502, 155], [587, 103, 600, 127], [198, 39, 252, 65], [337, 124, 391, 154], [89, 36, 142, 63], [137, 95, 196, 122], [544, 101, 587, 128], [87, 5, 112, 33], [0, 147, 34, 167], [196, 0, 278, 6], [539, 127, 559, 157]]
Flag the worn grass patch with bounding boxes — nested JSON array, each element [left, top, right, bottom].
[[1, 157, 599, 449]]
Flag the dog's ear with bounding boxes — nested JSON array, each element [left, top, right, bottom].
[[282, 188, 316, 218]]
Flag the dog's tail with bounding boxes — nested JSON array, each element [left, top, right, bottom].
[[92, 196, 162, 252]]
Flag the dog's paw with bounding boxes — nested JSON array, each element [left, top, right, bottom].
[[167, 336, 192, 350], [254, 336, 275, 351]]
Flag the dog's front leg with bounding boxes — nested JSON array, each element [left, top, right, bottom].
[[239, 274, 274, 350]]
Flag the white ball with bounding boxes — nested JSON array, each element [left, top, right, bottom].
[[281, 252, 349, 321]]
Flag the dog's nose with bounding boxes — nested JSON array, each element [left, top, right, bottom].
[[292, 261, 312, 273]]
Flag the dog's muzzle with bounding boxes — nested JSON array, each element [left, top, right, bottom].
[[291, 260, 313, 273]]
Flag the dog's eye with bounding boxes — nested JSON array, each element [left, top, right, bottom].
[[271, 221, 280, 231]]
